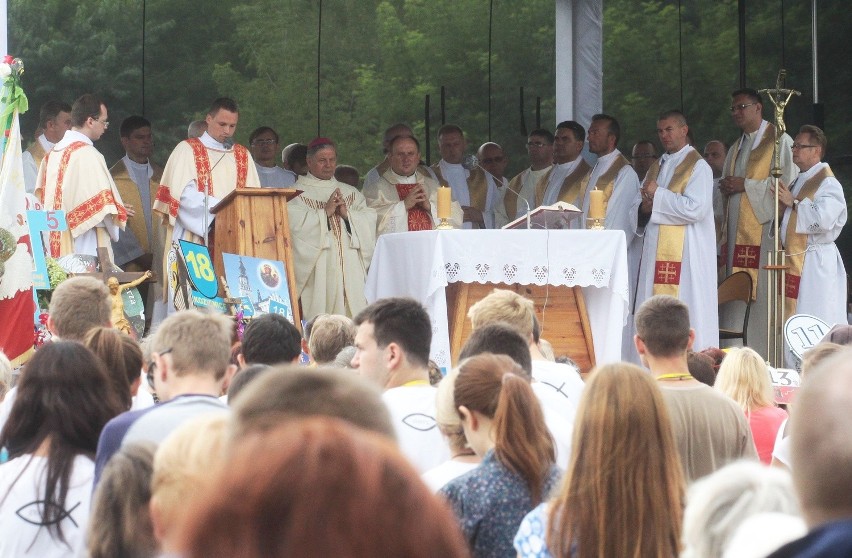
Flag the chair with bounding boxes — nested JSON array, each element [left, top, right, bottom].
[[718, 271, 753, 346]]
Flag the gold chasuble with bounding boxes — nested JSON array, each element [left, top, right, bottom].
[[724, 124, 776, 298], [647, 149, 703, 296], [431, 164, 489, 211], [26, 140, 46, 170], [37, 142, 128, 258], [556, 158, 592, 205], [783, 166, 833, 317], [110, 160, 163, 265], [504, 168, 552, 220]]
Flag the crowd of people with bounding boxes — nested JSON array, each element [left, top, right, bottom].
[[1, 86, 849, 557], [1, 272, 852, 556], [20, 88, 847, 365]]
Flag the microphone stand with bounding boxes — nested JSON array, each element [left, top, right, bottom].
[[466, 155, 531, 229], [203, 137, 235, 246]]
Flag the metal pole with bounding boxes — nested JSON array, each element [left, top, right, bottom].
[[141, 0, 146, 116], [440, 86, 446, 125], [488, 0, 493, 141], [316, 0, 322, 136], [812, 0, 818, 104], [738, 0, 747, 88], [425, 94, 431, 165]]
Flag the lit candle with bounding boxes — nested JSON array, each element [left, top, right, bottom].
[[589, 189, 605, 220], [437, 186, 451, 219]]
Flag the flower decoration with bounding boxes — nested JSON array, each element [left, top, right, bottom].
[[0, 55, 28, 118], [236, 308, 246, 340]]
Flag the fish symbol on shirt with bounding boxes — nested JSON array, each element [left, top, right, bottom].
[[15, 500, 80, 527]]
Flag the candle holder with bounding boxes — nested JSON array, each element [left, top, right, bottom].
[[586, 217, 605, 231], [436, 218, 454, 230]]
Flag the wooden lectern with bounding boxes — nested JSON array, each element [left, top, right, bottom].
[[211, 188, 302, 328], [446, 282, 596, 375]]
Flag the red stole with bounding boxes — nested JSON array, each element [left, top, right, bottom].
[[395, 184, 433, 231]]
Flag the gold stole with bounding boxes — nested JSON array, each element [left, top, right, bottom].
[[590, 154, 629, 212], [503, 168, 551, 219], [726, 124, 776, 299], [26, 140, 46, 169], [430, 163, 488, 210], [556, 159, 592, 205], [783, 166, 833, 317], [649, 149, 703, 296], [110, 160, 163, 255]]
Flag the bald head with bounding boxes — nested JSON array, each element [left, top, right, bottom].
[[792, 347, 852, 527], [477, 142, 507, 180], [703, 140, 727, 178]]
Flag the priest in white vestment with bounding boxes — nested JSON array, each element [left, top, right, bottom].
[[35, 94, 127, 260], [431, 124, 493, 229], [497, 130, 555, 226], [775, 125, 847, 351], [476, 142, 509, 228], [718, 89, 797, 356], [362, 122, 437, 194], [288, 138, 376, 320], [249, 126, 296, 188], [152, 98, 261, 312], [630, 111, 718, 351], [23, 100, 72, 194], [363, 136, 461, 236], [578, 115, 643, 361], [540, 122, 592, 215]]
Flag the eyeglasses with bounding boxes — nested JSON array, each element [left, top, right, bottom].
[[527, 141, 549, 148], [791, 143, 818, 150], [730, 103, 757, 112], [481, 156, 505, 164], [251, 138, 276, 146], [93, 117, 109, 129], [146, 347, 173, 391]]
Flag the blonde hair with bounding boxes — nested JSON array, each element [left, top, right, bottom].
[[48, 276, 111, 341], [307, 314, 356, 364], [435, 367, 467, 452], [151, 415, 228, 535], [150, 310, 232, 379], [548, 362, 684, 558], [682, 461, 800, 558], [714, 347, 774, 411], [467, 288, 535, 339]]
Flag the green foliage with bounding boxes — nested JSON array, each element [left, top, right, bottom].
[[6, 0, 850, 182]]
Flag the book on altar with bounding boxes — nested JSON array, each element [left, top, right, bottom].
[[501, 201, 582, 230]]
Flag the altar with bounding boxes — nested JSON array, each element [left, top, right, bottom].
[[365, 229, 629, 371]]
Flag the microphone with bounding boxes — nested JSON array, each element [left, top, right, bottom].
[[466, 154, 531, 229], [222, 137, 235, 150]]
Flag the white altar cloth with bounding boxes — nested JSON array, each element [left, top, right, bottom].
[[364, 230, 629, 369]]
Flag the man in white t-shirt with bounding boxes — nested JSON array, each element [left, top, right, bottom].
[[467, 288, 585, 421], [351, 297, 449, 473]]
